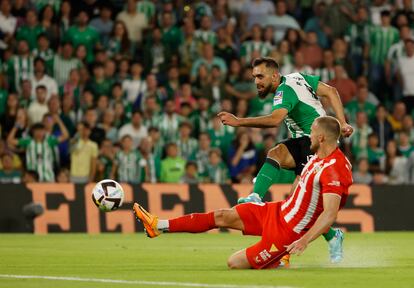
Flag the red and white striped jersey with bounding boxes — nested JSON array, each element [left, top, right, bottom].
[[280, 148, 353, 234]]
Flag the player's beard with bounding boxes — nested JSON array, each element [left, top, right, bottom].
[[257, 83, 272, 99], [310, 141, 319, 153]]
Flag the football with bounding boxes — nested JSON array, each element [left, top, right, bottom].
[[92, 180, 124, 212]]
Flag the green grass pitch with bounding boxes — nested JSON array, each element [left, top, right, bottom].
[[0, 232, 413, 288]]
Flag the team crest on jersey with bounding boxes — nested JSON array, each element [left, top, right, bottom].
[[273, 91, 283, 105]]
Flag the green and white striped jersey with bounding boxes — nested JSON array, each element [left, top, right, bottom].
[[205, 162, 229, 184], [52, 55, 82, 86], [194, 30, 217, 45], [240, 41, 272, 64], [177, 137, 198, 160], [195, 149, 209, 175], [7, 55, 34, 92], [314, 67, 336, 83], [344, 22, 371, 56], [387, 41, 406, 73], [18, 136, 59, 182], [115, 150, 143, 184], [369, 25, 399, 64], [157, 114, 183, 143], [32, 48, 55, 63], [272, 73, 326, 138]]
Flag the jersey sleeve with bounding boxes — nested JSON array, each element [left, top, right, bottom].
[[319, 162, 351, 197], [272, 84, 299, 113], [47, 136, 59, 147], [18, 138, 31, 148], [300, 73, 320, 91]]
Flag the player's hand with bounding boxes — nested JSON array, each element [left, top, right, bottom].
[[217, 112, 240, 127], [285, 238, 309, 256], [341, 123, 353, 138]]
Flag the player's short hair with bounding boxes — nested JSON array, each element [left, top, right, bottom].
[[315, 116, 341, 141], [252, 57, 279, 70]]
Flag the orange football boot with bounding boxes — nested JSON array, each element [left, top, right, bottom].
[[133, 203, 160, 238], [280, 254, 290, 268]]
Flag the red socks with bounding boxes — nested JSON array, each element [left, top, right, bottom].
[[169, 212, 216, 233]]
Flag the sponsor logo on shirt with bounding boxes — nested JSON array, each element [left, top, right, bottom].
[[327, 180, 341, 187], [273, 91, 283, 105]]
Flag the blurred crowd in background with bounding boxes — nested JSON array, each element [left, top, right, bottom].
[[1, 0, 414, 185]]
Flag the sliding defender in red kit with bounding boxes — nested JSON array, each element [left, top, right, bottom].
[[133, 116, 353, 269]]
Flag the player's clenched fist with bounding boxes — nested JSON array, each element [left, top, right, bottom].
[[217, 112, 240, 127], [341, 123, 354, 138]]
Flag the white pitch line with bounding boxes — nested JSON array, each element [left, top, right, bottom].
[[0, 274, 298, 288]]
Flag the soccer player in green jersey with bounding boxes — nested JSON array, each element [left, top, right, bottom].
[[218, 57, 353, 263]]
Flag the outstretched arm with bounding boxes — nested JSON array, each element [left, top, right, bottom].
[[54, 114, 69, 143], [316, 82, 353, 137], [218, 108, 288, 128], [286, 193, 341, 255], [7, 126, 20, 148]]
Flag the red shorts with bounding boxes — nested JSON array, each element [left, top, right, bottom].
[[235, 201, 301, 269]]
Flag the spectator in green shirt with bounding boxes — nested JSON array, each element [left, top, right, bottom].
[[345, 86, 377, 125], [7, 40, 34, 93], [161, 11, 183, 54], [33, 34, 55, 71], [160, 143, 186, 183], [190, 43, 228, 82], [7, 121, 69, 182], [367, 10, 399, 99], [344, 5, 371, 76], [180, 161, 199, 184], [86, 63, 112, 100], [96, 139, 115, 181], [64, 10, 100, 63], [397, 131, 414, 158], [15, 9, 44, 51], [0, 79, 7, 118], [207, 115, 235, 156], [367, 133, 385, 170], [143, 27, 171, 76], [0, 153, 21, 184], [177, 121, 198, 161], [204, 148, 230, 184], [348, 111, 373, 161]]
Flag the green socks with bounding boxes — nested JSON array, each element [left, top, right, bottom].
[[323, 227, 336, 241], [253, 158, 281, 198]]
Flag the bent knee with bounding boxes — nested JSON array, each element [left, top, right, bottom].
[[227, 257, 242, 269], [267, 144, 295, 168], [227, 253, 251, 269], [267, 144, 286, 161]]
